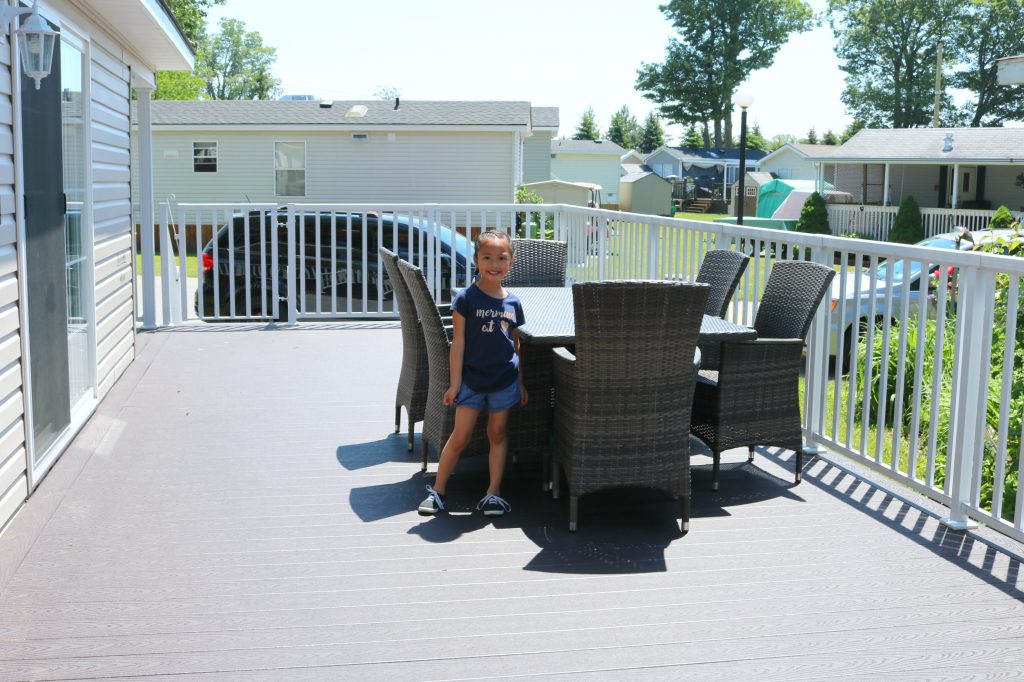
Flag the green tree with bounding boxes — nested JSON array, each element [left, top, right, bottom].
[[804, 127, 819, 144], [889, 195, 924, 243], [199, 18, 281, 100], [637, 0, 813, 148], [822, 129, 840, 145], [373, 86, 401, 100], [827, 0, 963, 128], [607, 106, 643, 149], [153, 0, 224, 100], [989, 205, 1019, 231], [682, 123, 704, 148], [641, 112, 667, 153], [841, 119, 866, 142], [746, 122, 768, 152], [949, 0, 1024, 126], [795, 192, 831, 234], [573, 107, 600, 141], [768, 133, 797, 150]]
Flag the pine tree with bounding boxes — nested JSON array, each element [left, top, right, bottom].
[[822, 129, 839, 145], [640, 112, 667, 153], [607, 106, 642, 149], [795, 192, 831, 234], [573, 107, 600, 141], [890, 195, 923, 244], [745, 122, 767, 151], [804, 127, 819, 144], [682, 124, 704, 148]]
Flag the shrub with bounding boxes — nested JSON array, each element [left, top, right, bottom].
[[989, 205, 1018, 231], [795, 191, 831, 234], [889, 195, 923, 244], [515, 185, 553, 239]]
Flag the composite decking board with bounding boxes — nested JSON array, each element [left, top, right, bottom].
[[0, 323, 1021, 679]]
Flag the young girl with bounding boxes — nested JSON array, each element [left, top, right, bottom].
[[419, 231, 527, 517]]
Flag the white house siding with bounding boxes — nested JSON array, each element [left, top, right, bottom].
[[885, 164, 939, 207], [551, 154, 622, 205], [645, 149, 678, 178], [761, 148, 816, 181], [0, 42, 26, 534], [136, 130, 517, 211], [984, 165, 1024, 212], [522, 131, 552, 184], [90, 45, 135, 399]]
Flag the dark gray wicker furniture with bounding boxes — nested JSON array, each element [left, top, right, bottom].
[[380, 248, 428, 451], [691, 260, 836, 490], [551, 281, 709, 533], [697, 249, 749, 318], [503, 239, 568, 287], [396, 259, 489, 470]]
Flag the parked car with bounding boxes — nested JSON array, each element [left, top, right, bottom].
[[195, 210, 469, 319], [828, 229, 1018, 367]]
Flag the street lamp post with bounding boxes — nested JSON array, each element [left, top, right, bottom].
[[735, 93, 754, 226]]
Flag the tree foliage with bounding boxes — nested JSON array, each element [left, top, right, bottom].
[[889, 195, 924, 244], [828, 0, 963, 128], [841, 119, 866, 143], [607, 106, 643, 150], [199, 18, 281, 100], [573, 107, 600, 141], [746, 122, 768, 152], [636, 0, 812, 148], [795, 192, 831, 234], [640, 112, 667, 153], [165, 0, 224, 47], [682, 124, 704, 148], [373, 86, 401, 101], [153, 71, 207, 100], [803, 127, 818, 144], [989, 205, 1019, 231], [822, 129, 840, 145], [948, 0, 1024, 126], [768, 133, 797, 151]]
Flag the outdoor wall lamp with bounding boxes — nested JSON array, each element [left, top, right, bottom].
[[1, 1, 58, 90]]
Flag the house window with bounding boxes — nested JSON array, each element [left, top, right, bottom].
[[275, 141, 305, 196], [193, 142, 217, 173], [962, 172, 971, 193]]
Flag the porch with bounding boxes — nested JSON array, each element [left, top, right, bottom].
[[1, 321, 1021, 679]]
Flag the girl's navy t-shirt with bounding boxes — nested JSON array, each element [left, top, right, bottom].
[[452, 284, 525, 392]]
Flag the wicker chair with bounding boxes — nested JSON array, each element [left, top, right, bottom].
[[379, 248, 429, 452], [694, 249, 750, 371], [396, 259, 489, 470], [552, 280, 709, 533], [691, 260, 836, 490], [503, 239, 568, 287]]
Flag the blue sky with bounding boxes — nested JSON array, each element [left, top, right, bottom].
[[205, 0, 854, 143]]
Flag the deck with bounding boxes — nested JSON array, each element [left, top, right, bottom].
[[1, 322, 1022, 680]]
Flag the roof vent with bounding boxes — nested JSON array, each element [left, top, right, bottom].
[[352, 133, 369, 141], [319, 100, 334, 108], [943, 132, 954, 152], [394, 96, 400, 110], [345, 104, 368, 118]]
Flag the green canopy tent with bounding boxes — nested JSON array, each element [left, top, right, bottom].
[[756, 179, 836, 219]]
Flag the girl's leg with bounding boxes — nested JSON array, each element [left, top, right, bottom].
[[484, 409, 510, 496], [433, 406, 480, 495]]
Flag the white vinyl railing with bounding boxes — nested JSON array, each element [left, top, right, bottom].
[[144, 201, 1024, 544], [828, 204, 1024, 240]]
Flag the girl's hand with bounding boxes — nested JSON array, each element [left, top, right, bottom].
[[519, 383, 529, 406], [443, 385, 459, 406]]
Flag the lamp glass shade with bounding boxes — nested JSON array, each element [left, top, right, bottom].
[[17, 11, 58, 90], [735, 92, 754, 109]]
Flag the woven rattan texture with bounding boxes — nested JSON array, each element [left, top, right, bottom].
[[696, 249, 749, 318], [503, 239, 568, 287]]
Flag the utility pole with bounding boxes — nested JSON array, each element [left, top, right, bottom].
[[932, 44, 943, 127]]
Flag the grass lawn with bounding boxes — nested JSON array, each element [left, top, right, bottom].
[[136, 253, 199, 278], [674, 212, 730, 222]]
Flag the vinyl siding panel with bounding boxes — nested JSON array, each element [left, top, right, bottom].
[[90, 44, 135, 402], [762, 149, 819, 181], [134, 130, 517, 216], [523, 131, 553, 183], [984, 165, 1024, 211], [887, 164, 939, 207], [0, 31, 23, 535], [551, 154, 622, 205]]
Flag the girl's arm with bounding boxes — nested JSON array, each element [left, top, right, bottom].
[[513, 328, 528, 406], [443, 311, 466, 406]]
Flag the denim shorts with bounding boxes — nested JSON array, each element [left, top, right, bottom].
[[455, 381, 520, 413]]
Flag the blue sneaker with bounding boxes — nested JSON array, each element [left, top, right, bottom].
[[476, 493, 511, 517], [418, 485, 445, 515]]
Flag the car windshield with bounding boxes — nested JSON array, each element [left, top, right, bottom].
[[874, 237, 957, 283]]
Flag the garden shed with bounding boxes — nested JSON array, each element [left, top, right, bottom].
[[619, 171, 672, 216], [522, 179, 594, 207]]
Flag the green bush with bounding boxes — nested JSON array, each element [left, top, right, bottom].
[[515, 185, 553, 239], [795, 191, 831, 234], [989, 205, 1018, 231], [889, 195, 923, 244]]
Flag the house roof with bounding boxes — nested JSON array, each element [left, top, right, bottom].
[[551, 138, 627, 155], [822, 127, 1024, 163], [759, 143, 839, 165], [621, 163, 655, 175], [650, 145, 768, 163], [136, 100, 533, 127], [531, 107, 559, 130], [621, 171, 667, 184], [79, 0, 193, 72]]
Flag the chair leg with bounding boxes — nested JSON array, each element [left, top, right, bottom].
[[407, 425, 414, 452], [795, 448, 803, 484], [569, 495, 579, 532], [421, 438, 429, 472], [748, 446, 755, 463], [551, 459, 560, 499], [712, 454, 720, 492], [395, 405, 401, 434], [681, 495, 690, 535], [541, 452, 551, 491]]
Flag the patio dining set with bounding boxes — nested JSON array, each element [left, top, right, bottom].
[[380, 239, 835, 533]]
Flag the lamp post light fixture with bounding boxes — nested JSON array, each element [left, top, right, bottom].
[[735, 92, 754, 226], [1, 1, 58, 90]]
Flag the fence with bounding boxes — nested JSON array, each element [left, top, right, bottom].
[[827, 204, 1024, 240], [143, 202, 1024, 544]]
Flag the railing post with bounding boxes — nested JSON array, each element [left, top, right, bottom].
[[159, 203, 179, 327], [597, 215, 607, 281], [803, 240, 832, 454], [137, 87, 156, 329], [647, 222, 659, 279], [943, 266, 995, 529], [286, 205, 297, 325]]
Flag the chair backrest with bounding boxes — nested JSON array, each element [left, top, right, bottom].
[[380, 248, 417, 334], [754, 260, 837, 339], [503, 239, 568, 287], [572, 281, 708, 413], [695, 249, 749, 317], [396, 259, 450, 366]]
